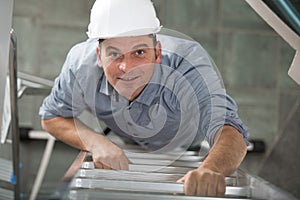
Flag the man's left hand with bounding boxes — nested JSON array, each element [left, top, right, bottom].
[[177, 167, 226, 196]]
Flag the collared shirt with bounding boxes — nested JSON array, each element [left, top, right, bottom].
[[39, 34, 249, 151]]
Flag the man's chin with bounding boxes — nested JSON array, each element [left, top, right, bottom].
[[118, 88, 143, 101]]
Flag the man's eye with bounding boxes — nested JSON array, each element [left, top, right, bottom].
[[109, 52, 120, 58], [135, 50, 144, 56]]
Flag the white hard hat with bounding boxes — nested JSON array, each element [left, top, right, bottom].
[[87, 0, 162, 39]]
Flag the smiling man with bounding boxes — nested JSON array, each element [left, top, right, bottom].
[[97, 35, 161, 101], [39, 0, 248, 197]]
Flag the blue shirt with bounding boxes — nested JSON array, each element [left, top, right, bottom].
[[39, 34, 249, 151]]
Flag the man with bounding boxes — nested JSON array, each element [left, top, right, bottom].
[[39, 0, 248, 197]]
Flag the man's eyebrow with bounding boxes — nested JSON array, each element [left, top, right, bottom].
[[105, 46, 121, 52], [132, 43, 150, 50]]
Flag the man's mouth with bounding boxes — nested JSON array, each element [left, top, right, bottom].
[[118, 76, 139, 81]]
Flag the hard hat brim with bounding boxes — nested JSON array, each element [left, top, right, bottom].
[[87, 26, 162, 39]]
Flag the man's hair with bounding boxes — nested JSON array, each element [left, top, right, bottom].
[[98, 34, 157, 46]]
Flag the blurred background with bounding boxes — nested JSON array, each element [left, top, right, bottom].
[[4, 0, 300, 199]]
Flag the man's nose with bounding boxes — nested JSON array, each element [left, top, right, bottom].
[[118, 55, 132, 72]]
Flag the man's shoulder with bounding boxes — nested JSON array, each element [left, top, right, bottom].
[[63, 39, 103, 90], [65, 39, 99, 71], [157, 34, 201, 50], [158, 34, 212, 71], [69, 39, 98, 56]]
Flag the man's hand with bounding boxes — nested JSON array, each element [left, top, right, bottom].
[[42, 117, 130, 170], [177, 167, 226, 196], [90, 134, 130, 170], [176, 126, 247, 197]]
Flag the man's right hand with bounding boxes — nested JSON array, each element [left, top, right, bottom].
[[90, 134, 130, 170], [42, 117, 129, 170]]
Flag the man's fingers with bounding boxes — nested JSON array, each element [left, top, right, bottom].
[[111, 160, 124, 170], [176, 177, 185, 183], [103, 163, 112, 170], [94, 161, 104, 169], [217, 179, 226, 196], [182, 169, 226, 197], [206, 183, 217, 196], [94, 156, 129, 170], [94, 160, 113, 170], [119, 160, 129, 170], [195, 181, 207, 196], [184, 175, 197, 195]]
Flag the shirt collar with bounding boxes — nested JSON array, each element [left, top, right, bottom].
[[134, 64, 162, 106], [99, 75, 113, 96]]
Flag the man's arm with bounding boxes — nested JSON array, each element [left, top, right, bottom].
[[42, 116, 129, 170], [177, 125, 247, 196]]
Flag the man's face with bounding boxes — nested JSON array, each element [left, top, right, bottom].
[[96, 35, 162, 101]]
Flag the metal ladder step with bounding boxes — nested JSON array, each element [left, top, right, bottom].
[[75, 169, 237, 186], [70, 178, 250, 197]]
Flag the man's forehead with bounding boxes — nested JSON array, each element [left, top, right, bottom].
[[101, 35, 154, 51]]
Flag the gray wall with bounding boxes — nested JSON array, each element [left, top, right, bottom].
[[11, 0, 300, 199]]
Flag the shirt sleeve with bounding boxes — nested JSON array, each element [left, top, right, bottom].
[[191, 52, 249, 147], [39, 46, 86, 120], [206, 90, 250, 147], [182, 64, 249, 148], [164, 36, 249, 147]]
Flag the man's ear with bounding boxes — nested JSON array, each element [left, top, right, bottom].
[[96, 46, 102, 67], [155, 41, 162, 64]]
